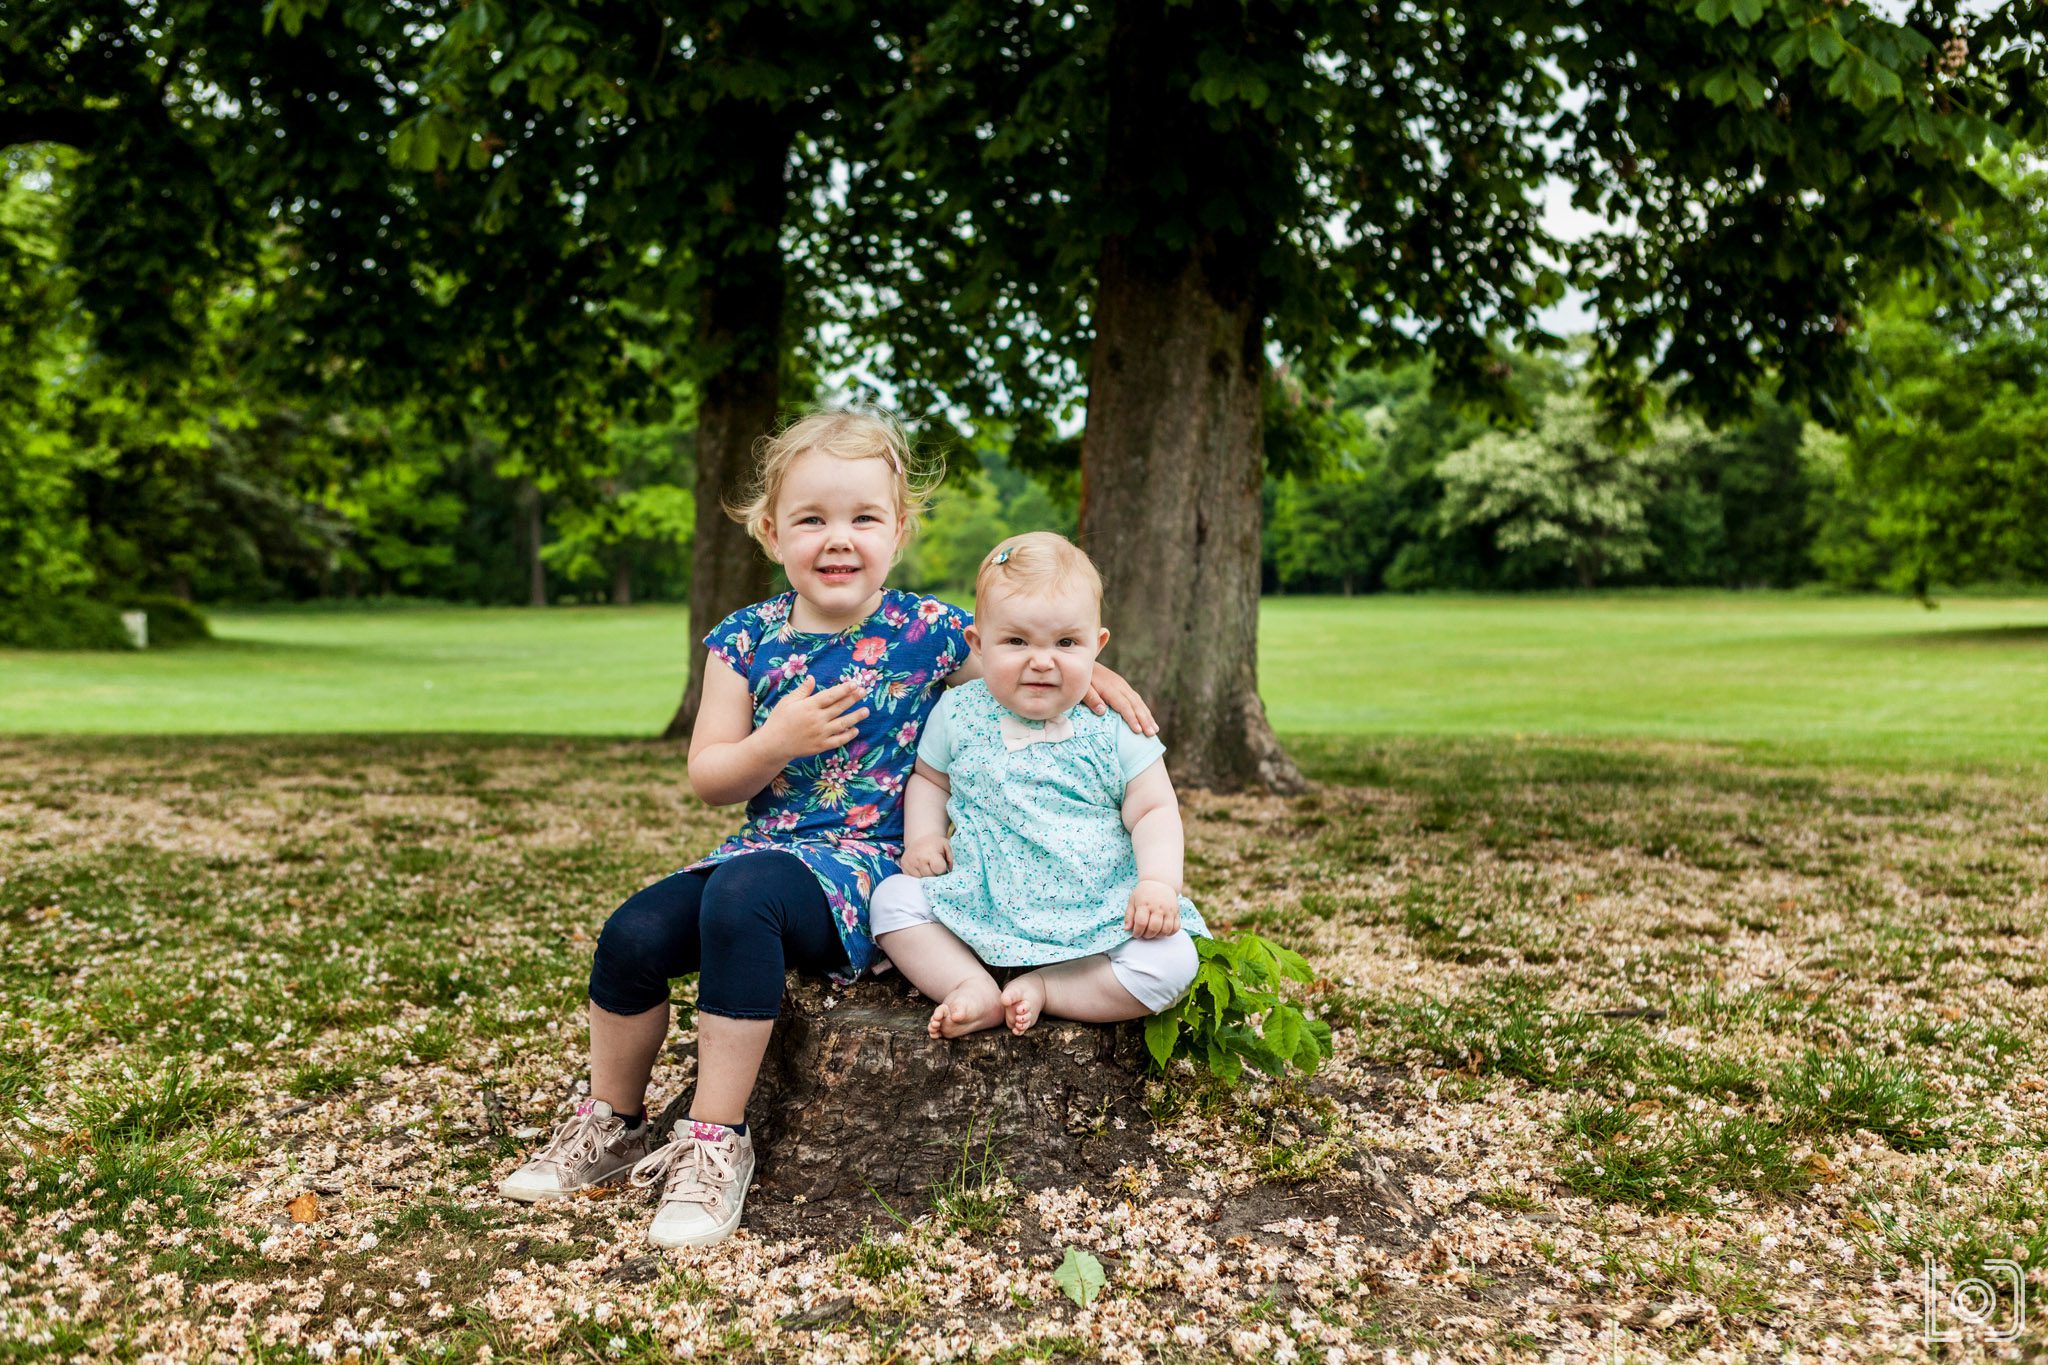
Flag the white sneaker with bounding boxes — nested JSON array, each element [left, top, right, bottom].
[[632, 1121, 755, 1249], [498, 1100, 648, 1202]]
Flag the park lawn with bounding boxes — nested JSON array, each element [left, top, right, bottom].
[[1256, 591, 2048, 774], [2, 731, 2044, 1360], [3, 592, 2046, 772]]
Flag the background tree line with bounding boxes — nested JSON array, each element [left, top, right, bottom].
[[11, 144, 2043, 606], [6, 0, 2043, 786]]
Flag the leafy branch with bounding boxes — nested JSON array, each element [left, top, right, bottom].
[[1143, 933, 1333, 1085]]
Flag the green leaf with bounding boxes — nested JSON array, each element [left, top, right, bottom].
[[1270, 942, 1316, 985], [1239, 1037, 1289, 1078], [1053, 1247, 1106, 1307], [1768, 30, 1807, 73], [1144, 1011, 1179, 1070], [1702, 68, 1739, 106], [1194, 963, 1231, 1022], [1265, 1005, 1304, 1061], [1808, 25, 1846, 69], [395, 120, 442, 172], [1730, 0, 1764, 28]]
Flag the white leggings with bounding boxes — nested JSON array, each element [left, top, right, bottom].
[[870, 874, 1200, 1013]]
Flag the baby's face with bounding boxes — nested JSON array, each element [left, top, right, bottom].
[[968, 582, 1108, 721]]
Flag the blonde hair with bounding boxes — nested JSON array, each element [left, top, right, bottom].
[[974, 532, 1104, 617], [726, 408, 942, 550]]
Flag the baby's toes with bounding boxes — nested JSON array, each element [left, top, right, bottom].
[[928, 1004, 950, 1038]]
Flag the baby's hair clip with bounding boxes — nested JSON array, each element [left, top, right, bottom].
[[993, 546, 1013, 565]]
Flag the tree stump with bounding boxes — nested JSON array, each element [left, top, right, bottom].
[[679, 975, 1158, 1204]]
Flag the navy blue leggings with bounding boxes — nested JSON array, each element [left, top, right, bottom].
[[588, 852, 847, 1021]]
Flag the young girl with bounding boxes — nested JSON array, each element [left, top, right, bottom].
[[498, 412, 1153, 1249], [870, 532, 1207, 1040]]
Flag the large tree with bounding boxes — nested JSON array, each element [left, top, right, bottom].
[[881, 0, 2046, 790], [399, 0, 962, 736], [1817, 156, 2048, 594], [4, 1, 665, 607]]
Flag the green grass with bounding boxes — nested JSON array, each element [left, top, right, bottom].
[[3, 593, 2045, 769], [1258, 592, 2048, 772], [927, 1120, 1017, 1237], [1557, 1100, 1815, 1211], [840, 1225, 916, 1280]]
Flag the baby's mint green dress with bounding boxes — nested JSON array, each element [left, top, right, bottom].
[[915, 680, 1208, 966]]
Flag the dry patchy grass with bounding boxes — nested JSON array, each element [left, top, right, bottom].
[[1, 734, 2044, 1362]]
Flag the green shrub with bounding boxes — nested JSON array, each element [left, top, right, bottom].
[[121, 595, 212, 646], [0, 597, 134, 650], [1144, 933, 1333, 1084]]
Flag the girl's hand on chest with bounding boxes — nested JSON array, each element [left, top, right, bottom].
[[760, 677, 870, 760]]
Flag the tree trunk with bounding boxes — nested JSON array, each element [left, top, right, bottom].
[[662, 355, 780, 739], [1575, 546, 1600, 590], [1076, 0, 1302, 795], [660, 83, 790, 741], [611, 556, 633, 606], [524, 483, 547, 607], [657, 978, 1157, 1201], [1080, 247, 1298, 793]]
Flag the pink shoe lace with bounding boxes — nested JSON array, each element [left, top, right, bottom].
[[630, 1123, 740, 1207], [531, 1102, 618, 1171]]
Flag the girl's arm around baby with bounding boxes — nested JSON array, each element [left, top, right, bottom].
[[687, 658, 870, 806], [1121, 760, 1186, 939]]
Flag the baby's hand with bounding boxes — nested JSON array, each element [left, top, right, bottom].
[[760, 677, 868, 759], [901, 835, 953, 878], [1125, 879, 1180, 939]]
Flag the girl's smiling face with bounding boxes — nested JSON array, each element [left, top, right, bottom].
[[762, 448, 906, 631], [966, 582, 1109, 721]]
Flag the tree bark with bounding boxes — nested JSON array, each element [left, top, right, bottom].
[[658, 979, 1155, 1201], [1077, 1, 1302, 794], [662, 352, 780, 739], [611, 556, 632, 606], [523, 482, 547, 607], [659, 77, 790, 741]]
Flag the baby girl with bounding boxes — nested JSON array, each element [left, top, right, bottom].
[[871, 532, 1207, 1036]]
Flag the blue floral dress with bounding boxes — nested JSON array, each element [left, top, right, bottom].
[[686, 588, 971, 981]]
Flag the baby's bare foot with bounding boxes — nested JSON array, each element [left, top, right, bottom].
[[999, 974, 1047, 1035], [929, 982, 1004, 1039]]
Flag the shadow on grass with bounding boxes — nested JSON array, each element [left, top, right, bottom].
[[1865, 624, 2048, 647], [1281, 732, 1774, 792], [0, 731, 672, 762]]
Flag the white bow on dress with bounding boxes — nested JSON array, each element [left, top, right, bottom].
[[999, 711, 1075, 752]]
